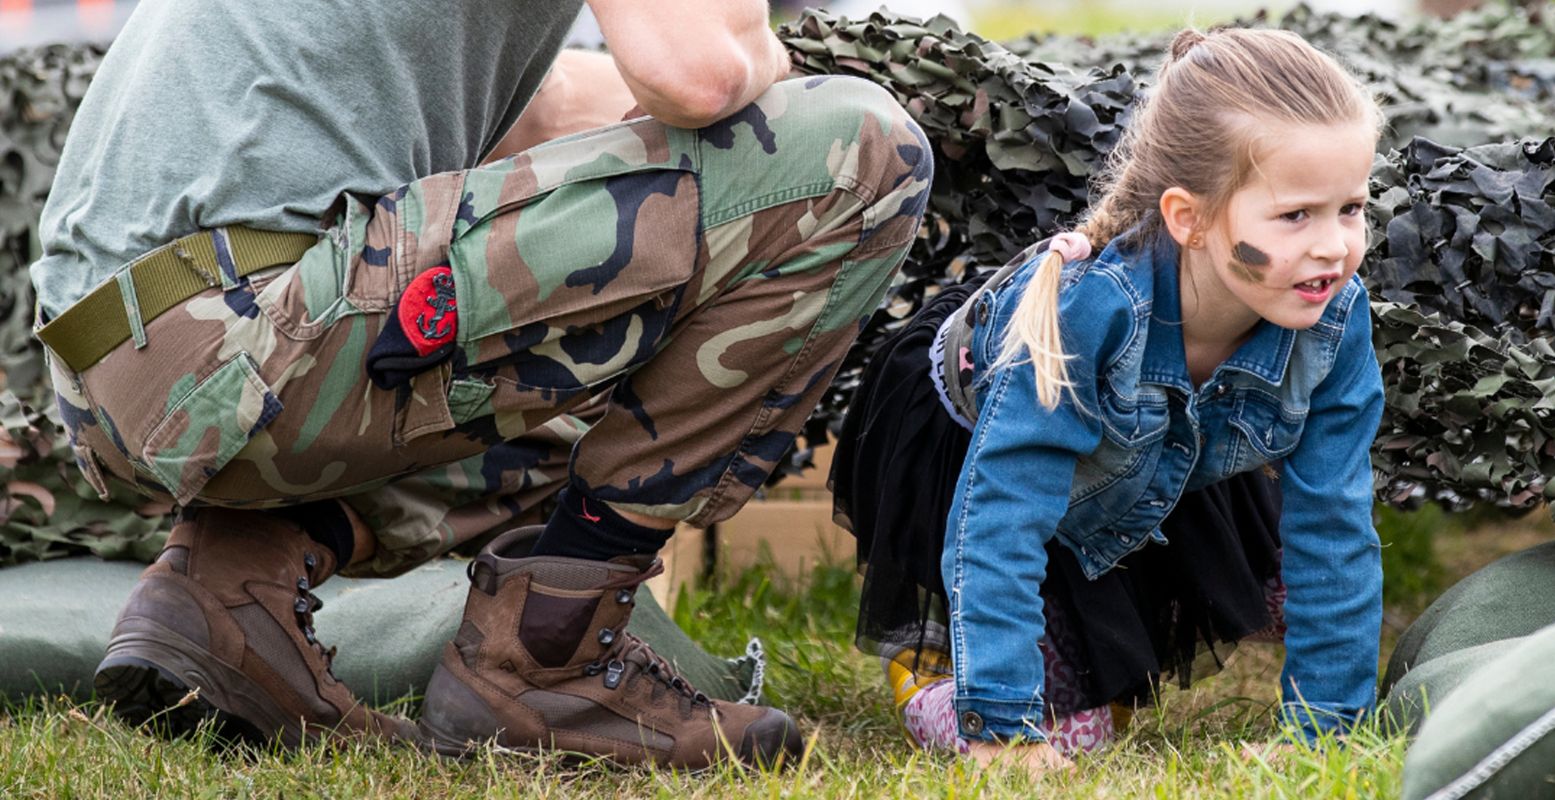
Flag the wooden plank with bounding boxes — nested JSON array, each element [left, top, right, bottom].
[[714, 498, 855, 580], [645, 522, 706, 614]]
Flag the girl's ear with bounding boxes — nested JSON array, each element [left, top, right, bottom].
[[1159, 187, 1204, 248]]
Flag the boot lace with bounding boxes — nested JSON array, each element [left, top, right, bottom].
[[294, 552, 338, 675], [581, 564, 711, 718], [586, 632, 712, 718]]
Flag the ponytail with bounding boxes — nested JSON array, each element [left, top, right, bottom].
[[993, 249, 1072, 410], [991, 211, 1119, 410]]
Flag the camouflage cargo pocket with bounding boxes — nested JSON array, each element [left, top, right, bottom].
[[441, 119, 703, 376], [140, 353, 283, 505]]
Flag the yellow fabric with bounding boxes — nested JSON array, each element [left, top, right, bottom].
[[883, 645, 952, 710], [37, 228, 317, 372]]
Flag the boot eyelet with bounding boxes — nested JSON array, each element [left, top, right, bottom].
[[304, 553, 317, 570], [615, 589, 633, 604], [304, 628, 317, 645], [598, 628, 616, 646], [294, 597, 310, 614], [297, 577, 310, 592], [584, 661, 604, 676], [603, 659, 626, 690]]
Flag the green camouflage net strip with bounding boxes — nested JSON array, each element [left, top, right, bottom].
[[3, 6, 1555, 566]]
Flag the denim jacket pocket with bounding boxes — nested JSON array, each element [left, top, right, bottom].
[[1226, 389, 1306, 469], [1096, 388, 1170, 448], [1068, 390, 1167, 502]]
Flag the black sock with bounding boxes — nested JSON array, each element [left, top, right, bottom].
[[529, 484, 674, 560], [275, 500, 354, 568]]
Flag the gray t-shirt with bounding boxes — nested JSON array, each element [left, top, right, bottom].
[[32, 0, 583, 319]]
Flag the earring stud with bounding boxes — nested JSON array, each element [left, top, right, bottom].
[[1188, 233, 1204, 248]]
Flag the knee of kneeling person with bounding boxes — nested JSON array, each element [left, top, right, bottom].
[[769, 77, 925, 154], [779, 76, 932, 231]]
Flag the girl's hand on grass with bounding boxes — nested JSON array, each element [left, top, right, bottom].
[[1238, 741, 1298, 766], [967, 739, 1073, 779]]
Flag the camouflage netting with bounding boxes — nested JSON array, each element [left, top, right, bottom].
[[0, 43, 169, 565], [1007, 3, 1555, 150], [2, 4, 1554, 565]]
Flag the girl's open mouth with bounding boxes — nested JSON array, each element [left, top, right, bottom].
[[1293, 277, 1336, 302]]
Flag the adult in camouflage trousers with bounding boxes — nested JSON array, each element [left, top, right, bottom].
[[56, 81, 929, 576], [34, 0, 929, 770]]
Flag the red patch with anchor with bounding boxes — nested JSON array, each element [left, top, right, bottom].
[[398, 265, 458, 356]]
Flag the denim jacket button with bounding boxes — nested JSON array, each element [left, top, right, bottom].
[[1214, 383, 1229, 397], [960, 711, 985, 735]]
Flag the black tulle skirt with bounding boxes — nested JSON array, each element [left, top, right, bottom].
[[830, 279, 1284, 715]]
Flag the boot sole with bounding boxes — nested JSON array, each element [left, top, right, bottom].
[[417, 693, 796, 771], [95, 619, 303, 748], [93, 654, 268, 746], [416, 719, 543, 760]]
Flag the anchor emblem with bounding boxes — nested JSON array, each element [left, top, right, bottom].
[[416, 272, 456, 341]]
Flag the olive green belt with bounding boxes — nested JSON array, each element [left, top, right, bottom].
[[37, 227, 318, 373]]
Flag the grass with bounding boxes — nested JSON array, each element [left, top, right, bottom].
[[1, 550, 1420, 799]]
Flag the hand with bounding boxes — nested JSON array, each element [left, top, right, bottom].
[[966, 739, 1073, 780], [1238, 740, 1298, 766]]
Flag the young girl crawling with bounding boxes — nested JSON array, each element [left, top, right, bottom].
[[832, 26, 1386, 774]]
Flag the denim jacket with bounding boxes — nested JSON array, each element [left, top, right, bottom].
[[942, 228, 1384, 744]]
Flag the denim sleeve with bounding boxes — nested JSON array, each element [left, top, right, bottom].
[[1276, 289, 1385, 744], [941, 266, 1128, 742]]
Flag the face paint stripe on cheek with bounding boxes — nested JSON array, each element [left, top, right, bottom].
[[1229, 241, 1271, 284], [1232, 241, 1271, 266]]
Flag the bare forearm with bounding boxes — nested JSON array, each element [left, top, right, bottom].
[[588, 0, 792, 129], [611, 24, 789, 127]]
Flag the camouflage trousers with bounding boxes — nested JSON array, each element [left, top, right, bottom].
[[47, 76, 931, 576]]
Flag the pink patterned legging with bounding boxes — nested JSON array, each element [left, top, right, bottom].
[[900, 574, 1287, 757], [898, 624, 1114, 757]]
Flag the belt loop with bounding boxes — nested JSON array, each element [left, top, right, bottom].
[[114, 270, 149, 350], [210, 228, 242, 291]]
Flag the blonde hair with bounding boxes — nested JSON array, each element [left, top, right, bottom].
[[999, 27, 1384, 409]]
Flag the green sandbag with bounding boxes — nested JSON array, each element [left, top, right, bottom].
[[1382, 541, 1555, 695], [1402, 622, 1555, 800], [1383, 637, 1526, 735], [0, 558, 762, 706]]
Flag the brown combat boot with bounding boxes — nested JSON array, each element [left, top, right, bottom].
[[418, 527, 803, 769], [94, 507, 416, 748]]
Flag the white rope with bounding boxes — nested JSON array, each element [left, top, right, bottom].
[[727, 637, 766, 705]]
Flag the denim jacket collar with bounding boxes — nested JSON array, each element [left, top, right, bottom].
[[1126, 228, 1297, 391]]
